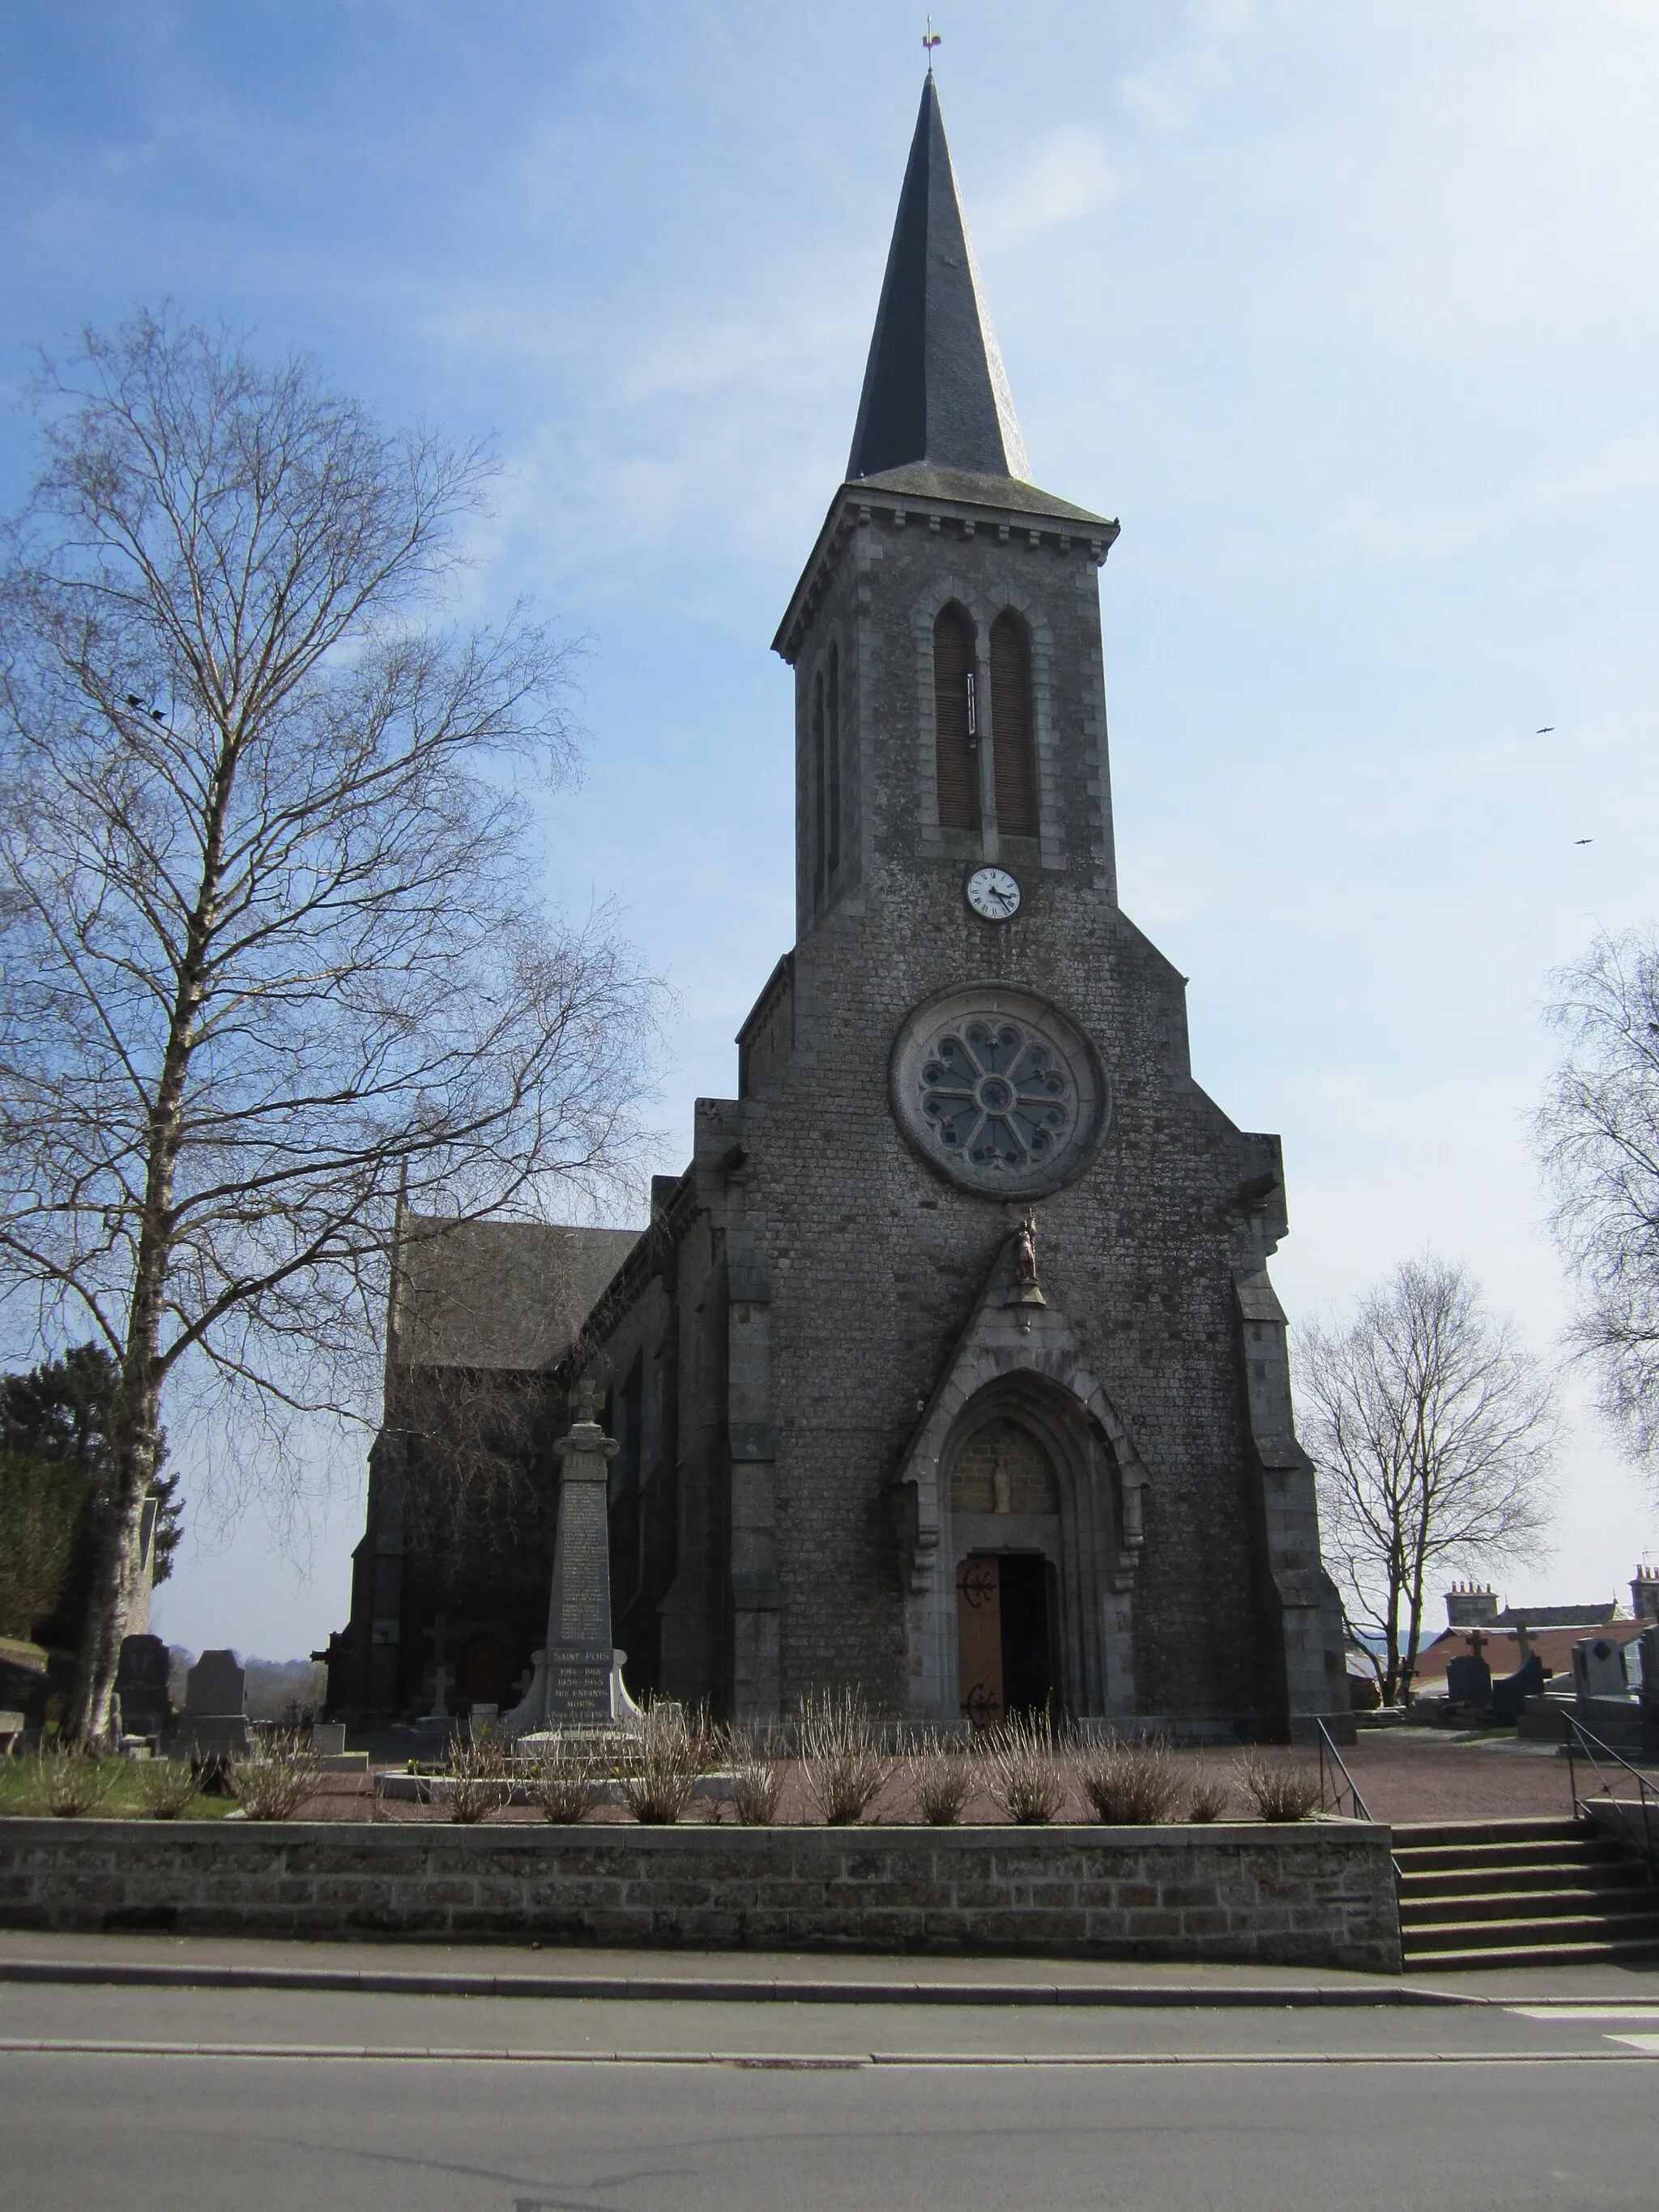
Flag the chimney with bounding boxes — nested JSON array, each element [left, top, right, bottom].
[[1445, 1581, 1500, 1628], [1632, 1566, 1659, 1623]]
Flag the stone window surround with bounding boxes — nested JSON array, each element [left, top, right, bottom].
[[911, 577, 1060, 872]]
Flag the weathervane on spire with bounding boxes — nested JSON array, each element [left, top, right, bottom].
[[923, 15, 940, 70]]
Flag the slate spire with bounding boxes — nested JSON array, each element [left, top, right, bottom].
[[847, 75, 1030, 484]]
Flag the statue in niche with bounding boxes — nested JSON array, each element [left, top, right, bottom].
[[991, 1451, 1013, 1515], [1013, 1210, 1038, 1287]]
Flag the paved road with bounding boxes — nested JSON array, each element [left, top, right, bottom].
[[2, 1985, 1657, 2210]]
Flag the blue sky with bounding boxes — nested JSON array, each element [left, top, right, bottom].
[[3, 1, 1656, 1656]]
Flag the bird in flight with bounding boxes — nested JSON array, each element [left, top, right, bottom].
[[1574, 837, 1593, 846], [1536, 726, 1555, 734]]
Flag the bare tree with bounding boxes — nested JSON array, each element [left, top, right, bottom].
[[1536, 928, 1659, 1474], [1294, 1256, 1556, 1704], [0, 309, 660, 1741]]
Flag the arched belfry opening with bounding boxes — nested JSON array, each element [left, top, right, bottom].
[[988, 609, 1037, 837], [932, 602, 979, 830]]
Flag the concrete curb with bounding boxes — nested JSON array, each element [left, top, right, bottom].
[[0, 1956, 1478, 2007]]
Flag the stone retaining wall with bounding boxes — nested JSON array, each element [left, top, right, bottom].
[[0, 1818, 1401, 1971]]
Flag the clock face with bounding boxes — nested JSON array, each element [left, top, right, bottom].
[[965, 865, 1021, 921]]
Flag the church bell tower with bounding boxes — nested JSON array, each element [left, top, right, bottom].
[[590, 75, 1347, 1739]]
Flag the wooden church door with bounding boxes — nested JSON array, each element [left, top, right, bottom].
[[957, 1553, 1057, 1728]]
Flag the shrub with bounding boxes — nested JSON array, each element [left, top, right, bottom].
[[1074, 1733, 1181, 1825], [725, 1722, 785, 1827], [908, 1733, 973, 1826], [621, 1700, 702, 1826], [799, 1688, 893, 1826], [135, 1757, 200, 1819], [1237, 1754, 1320, 1822], [981, 1712, 1068, 1825], [1185, 1775, 1231, 1823], [531, 1737, 602, 1825], [32, 1742, 118, 1818], [231, 1730, 321, 1821], [441, 1733, 513, 1824]]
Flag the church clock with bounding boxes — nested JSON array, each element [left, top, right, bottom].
[[964, 864, 1021, 921]]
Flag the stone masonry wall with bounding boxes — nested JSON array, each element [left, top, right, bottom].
[[0, 1818, 1400, 1973]]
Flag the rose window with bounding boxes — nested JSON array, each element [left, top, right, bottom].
[[921, 1018, 1073, 1171], [889, 987, 1107, 1197]]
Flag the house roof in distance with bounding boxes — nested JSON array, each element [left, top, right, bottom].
[[389, 1214, 641, 1373]]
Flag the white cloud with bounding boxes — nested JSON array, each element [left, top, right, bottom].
[[980, 129, 1116, 249]]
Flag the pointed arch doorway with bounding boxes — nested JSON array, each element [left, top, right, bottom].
[[952, 1415, 1060, 1725]]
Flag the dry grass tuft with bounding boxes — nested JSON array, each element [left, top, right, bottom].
[[32, 1743, 119, 1818], [1184, 1775, 1232, 1823], [232, 1730, 321, 1822], [908, 1733, 974, 1826], [981, 1713, 1068, 1825], [799, 1689, 894, 1826], [530, 1737, 603, 1825], [135, 1758, 201, 1819], [1074, 1733, 1181, 1826], [1236, 1754, 1320, 1822], [621, 1701, 703, 1826], [725, 1722, 786, 1827]]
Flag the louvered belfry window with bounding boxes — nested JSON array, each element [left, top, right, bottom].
[[933, 604, 979, 830], [826, 642, 842, 876], [990, 611, 1038, 837], [811, 669, 826, 893]]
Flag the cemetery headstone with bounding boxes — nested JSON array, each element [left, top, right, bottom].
[[177, 1647, 249, 1762], [114, 1634, 171, 1738], [1636, 1626, 1659, 1707], [1571, 1637, 1631, 1700], [1445, 1652, 1493, 1709], [310, 1722, 347, 1756], [1489, 1652, 1545, 1725]]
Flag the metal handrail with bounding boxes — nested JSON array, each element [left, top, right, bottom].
[[1563, 1715, 1657, 1878], [1316, 1718, 1373, 1822]]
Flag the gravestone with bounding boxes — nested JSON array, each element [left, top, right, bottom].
[[542, 1381, 621, 1725], [310, 1722, 347, 1756], [1445, 1652, 1493, 1709], [1571, 1637, 1630, 1699], [177, 1647, 249, 1761], [1636, 1626, 1659, 1707], [114, 1634, 171, 1738], [1489, 1652, 1545, 1725]]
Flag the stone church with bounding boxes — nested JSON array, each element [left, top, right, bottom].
[[327, 77, 1346, 1740]]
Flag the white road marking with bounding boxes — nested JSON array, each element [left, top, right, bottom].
[[1508, 2007, 1659, 2022]]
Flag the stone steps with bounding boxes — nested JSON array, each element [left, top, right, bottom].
[[1393, 1817, 1659, 1971]]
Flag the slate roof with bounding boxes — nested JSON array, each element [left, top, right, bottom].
[[847, 75, 1030, 484], [1411, 1620, 1647, 1688], [851, 461, 1112, 530], [388, 1213, 641, 1373]]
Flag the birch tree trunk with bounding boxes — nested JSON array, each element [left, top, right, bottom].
[[0, 309, 660, 1743]]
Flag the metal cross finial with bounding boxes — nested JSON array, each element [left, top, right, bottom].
[[923, 15, 940, 69]]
